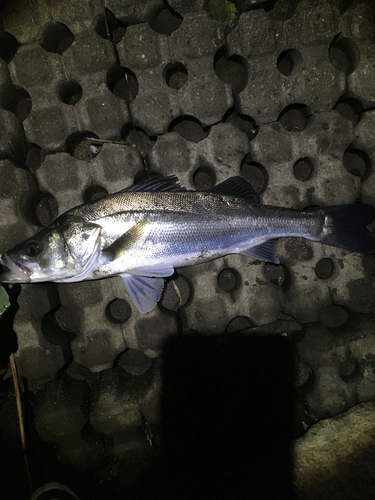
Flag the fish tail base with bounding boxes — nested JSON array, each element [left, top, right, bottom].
[[319, 205, 375, 255]]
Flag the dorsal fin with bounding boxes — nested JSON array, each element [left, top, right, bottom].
[[208, 176, 259, 204], [121, 175, 186, 193]]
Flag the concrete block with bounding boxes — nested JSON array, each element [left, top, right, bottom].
[[227, 5, 345, 123], [36, 144, 142, 216], [0, 109, 28, 160], [342, 2, 375, 107], [0, 160, 39, 249], [355, 110, 375, 206], [294, 402, 375, 499], [1, 0, 53, 44], [14, 284, 69, 384], [33, 374, 89, 440], [58, 278, 127, 372], [179, 255, 284, 334], [124, 306, 179, 359], [104, 0, 165, 25], [49, 0, 103, 35], [147, 132, 198, 187], [90, 366, 152, 435], [36, 153, 90, 214]]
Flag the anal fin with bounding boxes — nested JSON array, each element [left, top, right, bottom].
[[127, 263, 175, 278], [241, 239, 280, 264]]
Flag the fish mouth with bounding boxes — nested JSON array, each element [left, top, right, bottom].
[[0, 254, 33, 282]]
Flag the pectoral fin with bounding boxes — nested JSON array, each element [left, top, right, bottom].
[[127, 263, 175, 278], [121, 274, 164, 314], [103, 220, 151, 261]]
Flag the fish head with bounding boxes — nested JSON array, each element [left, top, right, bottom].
[[0, 216, 102, 283], [0, 222, 75, 283]]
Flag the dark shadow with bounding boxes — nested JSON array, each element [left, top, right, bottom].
[[131, 332, 297, 500], [0, 284, 20, 368], [0, 323, 297, 499]]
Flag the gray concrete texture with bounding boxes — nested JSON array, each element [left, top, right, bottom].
[[0, 0, 375, 491]]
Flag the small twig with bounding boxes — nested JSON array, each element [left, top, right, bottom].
[[87, 137, 127, 146], [171, 280, 182, 308], [9, 353, 33, 493], [102, 0, 111, 41]]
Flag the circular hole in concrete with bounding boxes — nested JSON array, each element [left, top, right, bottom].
[[240, 159, 268, 194], [334, 96, 363, 126], [193, 166, 216, 190], [12, 85, 32, 121], [149, 6, 183, 35], [276, 49, 302, 76], [41, 309, 76, 344], [35, 193, 59, 227], [25, 143, 46, 172], [40, 22, 75, 54], [218, 268, 241, 292], [118, 349, 153, 376], [59, 80, 83, 105], [294, 362, 312, 389], [293, 157, 315, 181], [339, 358, 360, 382], [225, 316, 254, 333], [122, 125, 154, 157], [320, 305, 349, 329], [0, 32, 19, 63], [164, 62, 188, 89], [265, 0, 297, 21], [224, 110, 258, 141], [214, 48, 248, 94], [160, 275, 192, 311], [83, 184, 109, 203], [81, 422, 107, 446], [343, 147, 370, 178], [169, 116, 208, 142], [263, 263, 285, 286], [106, 298, 132, 323], [107, 65, 138, 103], [278, 104, 312, 132], [315, 258, 335, 279], [328, 34, 359, 75], [0, 84, 31, 121], [95, 9, 127, 44], [66, 131, 101, 161]]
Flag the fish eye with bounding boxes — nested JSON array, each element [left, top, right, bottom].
[[24, 241, 39, 257]]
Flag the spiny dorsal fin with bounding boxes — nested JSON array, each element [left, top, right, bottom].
[[121, 175, 185, 193], [209, 176, 259, 204]]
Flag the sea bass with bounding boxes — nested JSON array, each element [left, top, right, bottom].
[[0, 176, 374, 313]]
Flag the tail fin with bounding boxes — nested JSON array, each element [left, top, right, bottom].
[[319, 205, 375, 255]]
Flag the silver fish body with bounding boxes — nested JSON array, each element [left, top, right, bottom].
[[1, 176, 374, 313]]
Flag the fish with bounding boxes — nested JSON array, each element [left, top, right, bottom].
[[0, 176, 374, 314]]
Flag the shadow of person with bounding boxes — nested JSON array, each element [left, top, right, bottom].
[[134, 330, 297, 500]]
